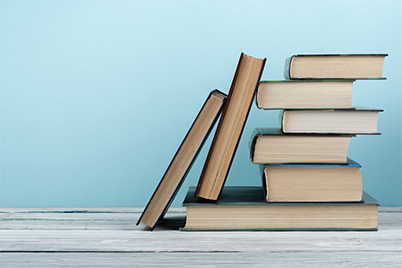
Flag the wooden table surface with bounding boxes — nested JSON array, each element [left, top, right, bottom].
[[0, 207, 401, 267]]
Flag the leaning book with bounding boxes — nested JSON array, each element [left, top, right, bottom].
[[137, 90, 227, 230], [195, 53, 266, 201], [181, 186, 380, 231]]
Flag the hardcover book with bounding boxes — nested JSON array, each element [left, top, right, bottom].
[[195, 53, 266, 201], [260, 159, 363, 202], [281, 108, 383, 134], [137, 90, 227, 230], [181, 186, 379, 231], [284, 54, 388, 80], [256, 80, 355, 109], [250, 128, 354, 164]]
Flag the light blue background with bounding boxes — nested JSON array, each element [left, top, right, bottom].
[[1, 0, 401, 207]]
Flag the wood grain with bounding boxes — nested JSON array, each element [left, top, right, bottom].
[[0, 207, 401, 267]]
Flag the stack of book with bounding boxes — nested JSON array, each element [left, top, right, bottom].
[[137, 53, 387, 231]]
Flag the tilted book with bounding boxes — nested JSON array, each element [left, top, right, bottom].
[[137, 90, 227, 230], [182, 186, 379, 231], [195, 53, 266, 201]]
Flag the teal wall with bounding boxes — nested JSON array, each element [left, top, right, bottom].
[[1, 0, 401, 207]]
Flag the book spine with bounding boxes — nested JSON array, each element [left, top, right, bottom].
[[283, 56, 294, 80], [255, 82, 262, 109], [249, 134, 259, 163], [259, 164, 268, 202]]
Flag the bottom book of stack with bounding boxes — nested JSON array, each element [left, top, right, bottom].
[[181, 186, 379, 231]]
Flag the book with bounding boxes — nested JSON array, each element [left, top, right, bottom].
[[195, 53, 266, 201], [260, 159, 363, 202], [181, 186, 379, 231], [281, 108, 383, 134], [284, 54, 388, 80], [256, 80, 355, 109], [250, 128, 353, 164], [136, 90, 227, 230]]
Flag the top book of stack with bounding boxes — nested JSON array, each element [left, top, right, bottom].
[[284, 54, 388, 80]]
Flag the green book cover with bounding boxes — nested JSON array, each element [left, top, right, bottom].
[[183, 186, 379, 207]]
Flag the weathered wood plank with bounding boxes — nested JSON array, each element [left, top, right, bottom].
[[0, 211, 186, 231], [0, 206, 400, 268], [0, 252, 401, 268], [0, 227, 401, 252], [0, 207, 150, 213], [0, 208, 399, 231]]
